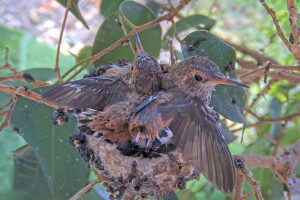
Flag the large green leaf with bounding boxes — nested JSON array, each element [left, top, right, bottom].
[[268, 97, 282, 140], [253, 168, 283, 200], [119, 1, 162, 58], [10, 87, 90, 199], [57, 0, 89, 29], [92, 13, 134, 66], [22, 68, 57, 83], [181, 30, 246, 123], [0, 127, 26, 195], [100, 0, 125, 18], [92, 1, 162, 66], [0, 24, 75, 73], [166, 15, 215, 38], [77, 46, 94, 71], [162, 15, 215, 49]]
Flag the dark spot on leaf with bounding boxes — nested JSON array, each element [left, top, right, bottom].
[[188, 38, 207, 51], [232, 97, 237, 104], [117, 21, 122, 27], [23, 72, 35, 82]]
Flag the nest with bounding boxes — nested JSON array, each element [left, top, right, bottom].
[[69, 132, 199, 200]]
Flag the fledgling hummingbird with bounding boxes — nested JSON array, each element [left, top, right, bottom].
[[42, 32, 248, 195], [130, 32, 162, 95]]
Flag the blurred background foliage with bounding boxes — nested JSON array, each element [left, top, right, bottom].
[[0, 0, 299, 199]]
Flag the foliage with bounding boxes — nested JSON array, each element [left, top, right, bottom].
[[0, 0, 300, 199]]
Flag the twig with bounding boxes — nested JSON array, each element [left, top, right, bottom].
[[54, 0, 73, 83], [287, 0, 300, 63], [0, 87, 22, 131], [0, 84, 59, 109], [223, 39, 279, 65], [170, 18, 183, 43], [248, 80, 275, 110], [69, 177, 104, 200], [14, 145, 30, 159], [273, 122, 288, 156], [233, 169, 245, 200], [0, 110, 8, 118], [241, 167, 264, 200], [60, 0, 192, 81], [166, 35, 175, 65], [232, 112, 300, 132], [0, 48, 50, 86], [65, 62, 89, 82], [258, 0, 300, 64]]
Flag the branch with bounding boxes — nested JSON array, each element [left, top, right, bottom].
[[69, 177, 105, 200], [0, 48, 49, 86], [61, 0, 192, 81], [0, 84, 59, 109], [0, 87, 21, 131], [259, 0, 300, 64], [54, 0, 73, 83]]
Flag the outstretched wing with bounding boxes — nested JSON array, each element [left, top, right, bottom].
[[42, 76, 130, 111], [159, 99, 235, 194]]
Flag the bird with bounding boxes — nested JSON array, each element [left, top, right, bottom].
[[42, 32, 248, 194]]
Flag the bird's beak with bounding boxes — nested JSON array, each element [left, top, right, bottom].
[[135, 32, 144, 52], [211, 77, 249, 88]]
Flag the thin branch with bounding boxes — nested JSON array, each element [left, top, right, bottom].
[[287, 0, 300, 63], [60, 0, 192, 81], [241, 167, 264, 200], [166, 35, 175, 65], [14, 145, 30, 159], [273, 122, 288, 156], [54, 0, 73, 83], [0, 84, 59, 109], [258, 0, 300, 64], [248, 80, 275, 110], [0, 87, 22, 131], [233, 169, 245, 200], [69, 177, 104, 200]]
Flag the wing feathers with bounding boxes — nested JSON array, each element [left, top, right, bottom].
[[159, 99, 235, 194]]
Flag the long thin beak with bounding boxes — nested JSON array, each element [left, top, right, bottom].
[[211, 77, 249, 88], [135, 32, 144, 52]]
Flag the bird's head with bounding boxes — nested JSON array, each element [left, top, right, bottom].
[[167, 56, 248, 104]]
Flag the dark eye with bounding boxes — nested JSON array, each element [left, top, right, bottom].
[[194, 74, 202, 81]]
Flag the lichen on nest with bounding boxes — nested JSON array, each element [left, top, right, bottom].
[[69, 132, 199, 200]]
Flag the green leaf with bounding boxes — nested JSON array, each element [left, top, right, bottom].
[[10, 87, 90, 199], [243, 138, 268, 154], [166, 15, 215, 38], [77, 46, 94, 70], [57, 0, 89, 29], [100, 0, 125, 18], [218, 120, 237, 143], [119, 1, 162, 58], [92, 1, 162, 66], [253, 168, 283, 200], [0, 92, 10, 109], [181, 30, 246, 123], [22, 68, 57, 83], [92, 13, 134, 66], [0, 24, 75, 73], [0, 127, 26, 194], [268, 98, 282, 140], [146, 1, 161, 16]]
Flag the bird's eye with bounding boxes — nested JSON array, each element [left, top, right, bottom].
[[194, 74, 202, 81]]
